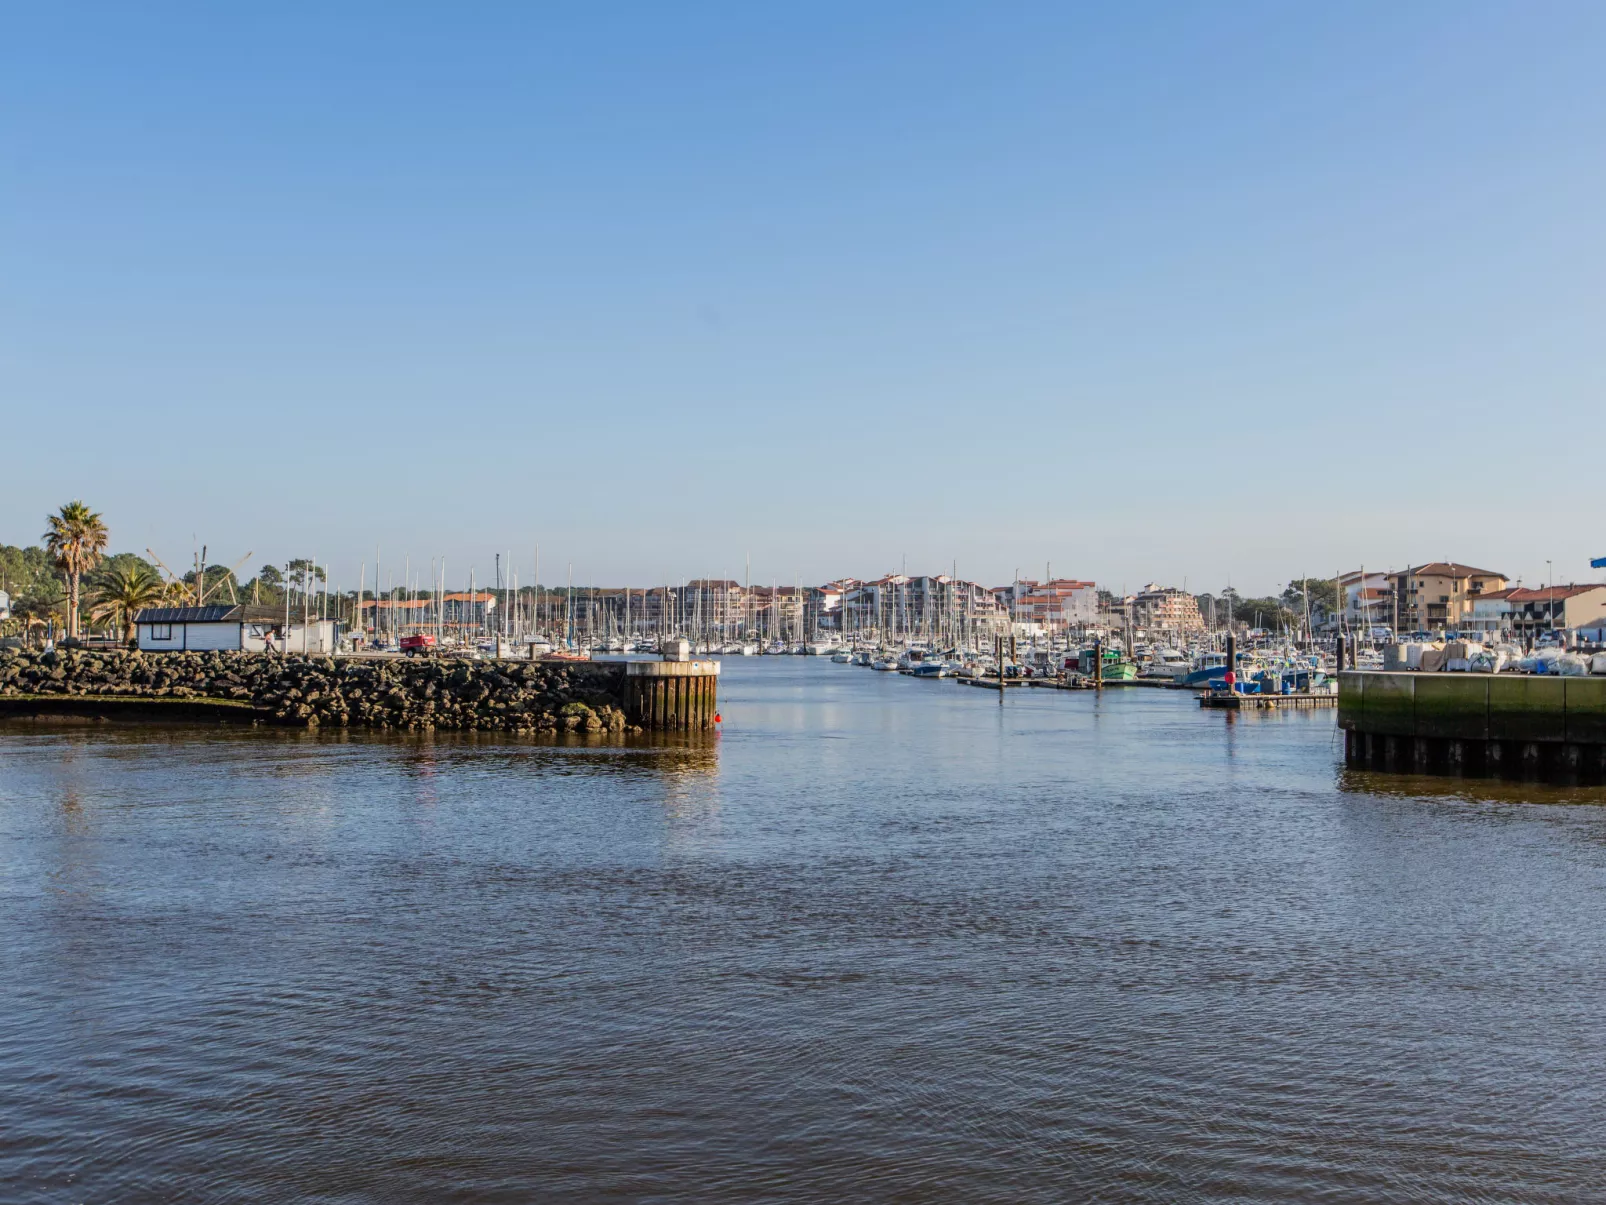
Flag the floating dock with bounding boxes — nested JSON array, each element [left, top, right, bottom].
[[1200, 691, 1338, 711]]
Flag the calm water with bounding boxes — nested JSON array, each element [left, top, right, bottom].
[[4, 660, 1606, 1203]]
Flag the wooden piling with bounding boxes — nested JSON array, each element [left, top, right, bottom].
[[625, 659, 721, 730]]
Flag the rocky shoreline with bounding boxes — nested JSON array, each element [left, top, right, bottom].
[[0, 649, 638, 734]]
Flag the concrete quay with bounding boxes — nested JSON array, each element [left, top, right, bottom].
[[1338, 670, 1606, 782]]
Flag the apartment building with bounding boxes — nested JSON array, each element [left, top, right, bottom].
[[1009, 579, 1098, 631], [1338, 570, 1393, 630], [843, 575, 999, 639], [1388, 563, 1508, 631], [1131, 585, 1205, 636]]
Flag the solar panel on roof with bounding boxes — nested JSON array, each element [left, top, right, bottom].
[[132, 606, 242, 623]]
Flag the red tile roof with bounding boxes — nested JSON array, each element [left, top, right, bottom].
[[1408, 563, 1506, 579], [1506, 585, 1606, 601]]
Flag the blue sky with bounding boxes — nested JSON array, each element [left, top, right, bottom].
[[3, 1, 1603, 595]]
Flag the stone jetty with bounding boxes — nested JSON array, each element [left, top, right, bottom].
[[0, 649, 653, 734]]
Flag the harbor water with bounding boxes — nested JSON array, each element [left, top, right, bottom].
[[4, 658, 1606, 1202]]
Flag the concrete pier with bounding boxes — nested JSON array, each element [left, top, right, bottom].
[[1338, 671, 1606, 782], [624, 660, 720, 730]]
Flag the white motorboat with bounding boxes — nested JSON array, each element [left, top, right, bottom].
[[1140, 648, 1190, 681]]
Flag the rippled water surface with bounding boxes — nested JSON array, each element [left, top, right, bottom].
[[5, 659, 1606, 1202]]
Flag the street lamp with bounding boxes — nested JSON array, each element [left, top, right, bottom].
[[1547, 560, 1554, 636]]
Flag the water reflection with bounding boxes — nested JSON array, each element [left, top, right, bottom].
[[7, 662, 1606, 1202], [2, 718, 721, 779], [1338, 766, 1606, 808]]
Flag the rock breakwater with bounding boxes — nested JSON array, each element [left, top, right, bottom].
[[0, 649, 636, 733]]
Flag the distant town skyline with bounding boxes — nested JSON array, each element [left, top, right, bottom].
[[4, 3, 1604, 594], [2, 508, 1599, 607]]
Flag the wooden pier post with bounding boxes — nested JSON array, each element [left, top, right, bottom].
[[624, 658, 721, 730]]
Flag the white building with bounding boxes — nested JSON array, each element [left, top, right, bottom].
[[1339, 570, 1392, 630], [135, 605, 337, 653], [1010, 579, 1099, 631], [1462, 588, 1517, 635]]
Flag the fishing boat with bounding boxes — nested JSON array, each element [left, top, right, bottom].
[[1180, 650, 1260, 688], [1072, 646, 1137, 680], [1100, 658, 1138, 681]]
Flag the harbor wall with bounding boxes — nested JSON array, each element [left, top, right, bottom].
[[0, 649, 708, 733], [1338, 670, 1606, 781]]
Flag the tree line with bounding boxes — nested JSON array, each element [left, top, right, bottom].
[[1193, 578, 1339, 632], [2, 503, 354, 645]]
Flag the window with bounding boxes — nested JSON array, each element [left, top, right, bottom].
[[149, 623, 173, 641]]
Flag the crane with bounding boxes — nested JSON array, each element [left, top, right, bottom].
[[146, 548, 196, 605], [200, 552, 253, 605], [148, 548, 254, 605]]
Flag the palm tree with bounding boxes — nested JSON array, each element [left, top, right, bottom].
[[89, 563, 167, 643], [42, 501, 109, 640]]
